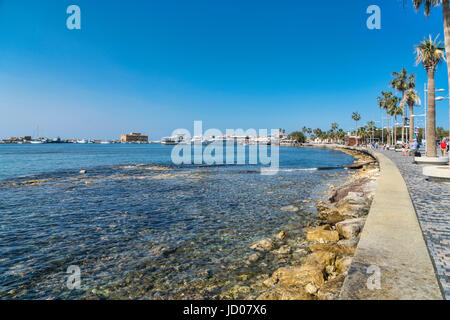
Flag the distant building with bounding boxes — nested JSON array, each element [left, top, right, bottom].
[[345, 136, 360, 147], [120, 132, 148, 143]]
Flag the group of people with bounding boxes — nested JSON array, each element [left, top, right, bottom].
[[400, 140, 420, 157], [366, 139, 449, 157]]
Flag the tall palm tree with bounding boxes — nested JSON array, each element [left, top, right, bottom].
[[367, 121, 376, 143], [402, 89, 422, 142], [352, 112, 361, 144], [415, 35, 446, 157], [378, 91, 394, 145], [389, 100, 402, 146], [406, 0, 450, 160], [390, 68, 416, 144]]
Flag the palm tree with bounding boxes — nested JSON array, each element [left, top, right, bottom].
[[367, 121, 376, 143], [389, 100, 402, 146], [351, 112, 361, 141], [415, 35, 446, 157], [402, 89, 422, 142], [390, 68, 416, 144], [378, 91, 394, 145]]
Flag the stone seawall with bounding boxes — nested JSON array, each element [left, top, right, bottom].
[[337, 147, 442, 300]]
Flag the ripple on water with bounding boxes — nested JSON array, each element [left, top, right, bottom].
[[0, 160, 352, 299]]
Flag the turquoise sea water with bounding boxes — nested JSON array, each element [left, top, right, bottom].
[[0, 144, 354, 299]]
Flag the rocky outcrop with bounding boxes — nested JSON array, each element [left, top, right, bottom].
[[305, 228, 339, 243], [257, 147, 379, 301], [335, 218, 365, 239]]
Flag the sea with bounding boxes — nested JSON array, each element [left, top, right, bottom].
[[0, 143, 354, 299]]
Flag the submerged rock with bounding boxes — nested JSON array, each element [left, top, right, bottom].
[[250, 238, 274, 252], [280, 205, 299, 213], [276, 231, 286, 240], [271, 245, 291, 255]]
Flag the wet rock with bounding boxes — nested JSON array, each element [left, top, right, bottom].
[[247, 253, 262, 264], [22, 179, 49, 185], [250, 238, 274, 252], [271, 245, 291, 255], [305, 228, 339, 243], [335, 218, 365, 239], [317, 275, 346, 300], [308, 243, 355, 255], [276, 231, 286, 240], [281, 205, 299, 213]]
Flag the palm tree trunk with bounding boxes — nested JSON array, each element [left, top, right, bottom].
[[442, 0, 450, 164], [401, 93, 405, 144], [409, 105, 414, 143], [426, 68, 437, 157], [393, 115, 397, 145], [386, 112, 390, 145]]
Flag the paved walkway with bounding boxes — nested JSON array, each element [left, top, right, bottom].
[[378, 149, 450, 299]]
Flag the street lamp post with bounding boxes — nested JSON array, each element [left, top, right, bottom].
[[424, 84, 446, 156]]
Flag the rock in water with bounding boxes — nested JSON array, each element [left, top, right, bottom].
[[280, 205, 299, 212], [276, 231, 286, 240], [250, 238, 274, 252]]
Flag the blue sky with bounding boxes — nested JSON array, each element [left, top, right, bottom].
[[0, 0, 449, 139]]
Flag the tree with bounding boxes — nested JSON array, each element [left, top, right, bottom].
[[390, 68, 416, 144], [388, 100, 402, 145], [378, 91, 393, 145], [405, 0, 450, 161], [402, 89, 421, 142], [415, 35, 445, 157], [352, 112, 361, 144], [288, 131, 306, 143], [367, 121, 376, 143]]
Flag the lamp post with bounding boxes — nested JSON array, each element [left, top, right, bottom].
[[424, 83, 445, 155]]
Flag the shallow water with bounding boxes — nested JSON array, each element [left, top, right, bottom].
[[0, 144, 354, 299]]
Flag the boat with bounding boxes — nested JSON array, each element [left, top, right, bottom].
[[161, 137, 177, 145], [77, 139, 88, 144]]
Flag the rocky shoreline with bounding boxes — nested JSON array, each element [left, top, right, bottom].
[[252, 148, 380, 300]]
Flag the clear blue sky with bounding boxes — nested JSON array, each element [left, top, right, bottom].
[[0, 0, 449, 139]]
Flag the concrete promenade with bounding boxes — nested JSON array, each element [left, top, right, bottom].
[[377, 149, 450, 299], [338, 149, 443, 300]]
